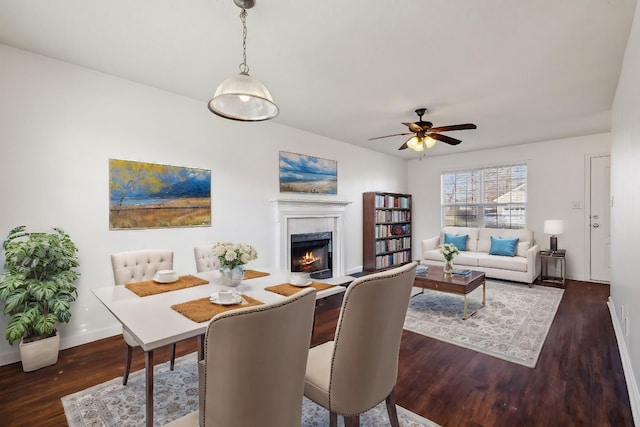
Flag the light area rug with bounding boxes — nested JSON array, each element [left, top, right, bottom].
[[62, 352, 439, 427], [404, 280, 564, 368]]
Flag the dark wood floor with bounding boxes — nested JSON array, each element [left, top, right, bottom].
[[0, 279, 633, 426]]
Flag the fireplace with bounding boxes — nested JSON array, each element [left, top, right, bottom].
[[290, 232, 332, 278], [272, 199, 351, 278]]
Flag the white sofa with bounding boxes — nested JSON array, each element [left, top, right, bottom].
[[421, 226, 541, 286]]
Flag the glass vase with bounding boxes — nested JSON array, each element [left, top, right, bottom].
[[229, 265, 244, 286], [444, 259, 454, 274], [220, 266, 244, 287], [219, 267, 232, 286]]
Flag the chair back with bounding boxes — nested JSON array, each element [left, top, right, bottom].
[[329, 262, 417, 415], [200, 288, 317, 427], [194, 245, 220, 272], [110, 249, 173, 286]]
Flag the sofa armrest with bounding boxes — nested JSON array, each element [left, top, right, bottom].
[[421, 236, 440, 258], [527, 244, 541, 278]]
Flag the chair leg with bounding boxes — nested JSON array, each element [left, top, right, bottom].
[[329, 412, 338, 427], [123, 343, 133, 386], [385, 391, 401, 427], [344, 415, 360, 427], [170, 343, 177, 371]]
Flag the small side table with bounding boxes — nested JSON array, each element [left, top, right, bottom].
[[539, 250, 566, 287]]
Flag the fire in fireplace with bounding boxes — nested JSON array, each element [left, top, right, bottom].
[[290, 231, 332, 278]]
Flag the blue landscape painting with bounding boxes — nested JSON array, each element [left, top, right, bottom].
[[279, 151, 337, 194], [109, 159, 211, 229]]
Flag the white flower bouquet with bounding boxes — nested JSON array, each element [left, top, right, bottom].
[[439, 243, 460, 261], [212, 242, 258, 269]]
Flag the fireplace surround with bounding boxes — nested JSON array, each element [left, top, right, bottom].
[[272, 199, 350, 278]]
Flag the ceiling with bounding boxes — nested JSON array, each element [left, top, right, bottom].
[[0, 0, 636, 158]]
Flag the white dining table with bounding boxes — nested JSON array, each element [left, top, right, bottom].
[[92, 268, 347, 427]]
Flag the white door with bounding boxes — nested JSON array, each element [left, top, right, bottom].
[[590, 155, 611, 282]]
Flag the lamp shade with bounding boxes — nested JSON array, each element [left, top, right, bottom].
[[208, 73, 279, 121], [544, 220, 564, 235]]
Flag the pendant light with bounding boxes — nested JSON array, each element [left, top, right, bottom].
[[208, 0, 279, 121]]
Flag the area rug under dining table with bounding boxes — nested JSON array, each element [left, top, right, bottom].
[[404, 279, 564, 368], [62, 353, 439, 427]]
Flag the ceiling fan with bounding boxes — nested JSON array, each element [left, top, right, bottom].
[[369, 108, 477, 151]]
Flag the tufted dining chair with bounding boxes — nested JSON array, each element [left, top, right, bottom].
[[193, 245, 220, 273], [304, 262, 417, 427], [110, 249, 177, 385], [164, 287, 317, 427]]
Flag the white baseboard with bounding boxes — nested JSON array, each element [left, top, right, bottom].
[[0, 349, 20, 366], [59, 325, 122, 351], [608, 297, 640, 426], [0, 325, 122, 368], [345, 265, 363, 275]]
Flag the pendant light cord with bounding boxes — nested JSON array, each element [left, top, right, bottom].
[[239, 8, 249, 75]]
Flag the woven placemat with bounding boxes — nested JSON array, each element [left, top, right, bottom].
[[125, 275, 209, 297], [171, 294, 264, 323], [243, 269, 270, 280], [264, 281, 335, 297]]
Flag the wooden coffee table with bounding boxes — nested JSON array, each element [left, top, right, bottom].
[[413, 265, 486, 320]]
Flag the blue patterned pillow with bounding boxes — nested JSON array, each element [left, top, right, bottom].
[[444, 233, 468, 251], [489, 236, 519, 257]]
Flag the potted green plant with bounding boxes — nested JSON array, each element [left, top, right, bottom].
[[0, 226, 80, 371]]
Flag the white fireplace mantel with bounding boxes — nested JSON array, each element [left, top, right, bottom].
[[272, 199, 351, 278]]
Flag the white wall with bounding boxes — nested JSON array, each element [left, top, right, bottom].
[[407, 133, 611, 281], [0, 44, 408, 365], [611, 1, 640, 422]]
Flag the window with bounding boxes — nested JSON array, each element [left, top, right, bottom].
[[441, 164, 527, 229]]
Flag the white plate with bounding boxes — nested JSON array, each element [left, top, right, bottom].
[[152, 273, 179, 284], [210, 293, 242, 305], [289, 280, 312, 287]]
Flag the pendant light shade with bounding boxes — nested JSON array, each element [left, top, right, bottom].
[[209, 1, 278, 122], [208, 72, 278, 121]]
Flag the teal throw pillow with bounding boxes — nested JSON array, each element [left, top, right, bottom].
[[444, 233, 468, 251], [489, 236, 519, 257]]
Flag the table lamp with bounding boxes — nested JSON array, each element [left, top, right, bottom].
[[544, 220, 564, 251]]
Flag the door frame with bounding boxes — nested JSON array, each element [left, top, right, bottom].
[[584, 152, 611, 283]]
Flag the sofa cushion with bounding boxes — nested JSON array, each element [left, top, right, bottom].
[[489, 236, 519, 257], [477, 228, 533, 254], [477, 252, 528, 272], [516, 240, 532, 257], [423, 250, 444, 263], [444, 233, 468, 251], [453, 253, 480, 267], [440, 227, 480, 252], [423, 249, 479, 267]]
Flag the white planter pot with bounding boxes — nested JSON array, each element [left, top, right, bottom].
[[19, 331, 60, 372]]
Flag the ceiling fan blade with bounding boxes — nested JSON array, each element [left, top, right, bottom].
[[429, 133, 462, 145], [398, 141, 409, 150], [402, 122, 424, 133], [429, 123, 477, 132], [368, 132, 413, 141]]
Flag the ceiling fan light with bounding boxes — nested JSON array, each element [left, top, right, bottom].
[[208, 73, 279, 121], [425, 136, 437, 149], [406, 136, 419, 150], [412, 139, 425, 152]]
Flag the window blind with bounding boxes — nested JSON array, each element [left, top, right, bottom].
[[441, 164, 527, 229]]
